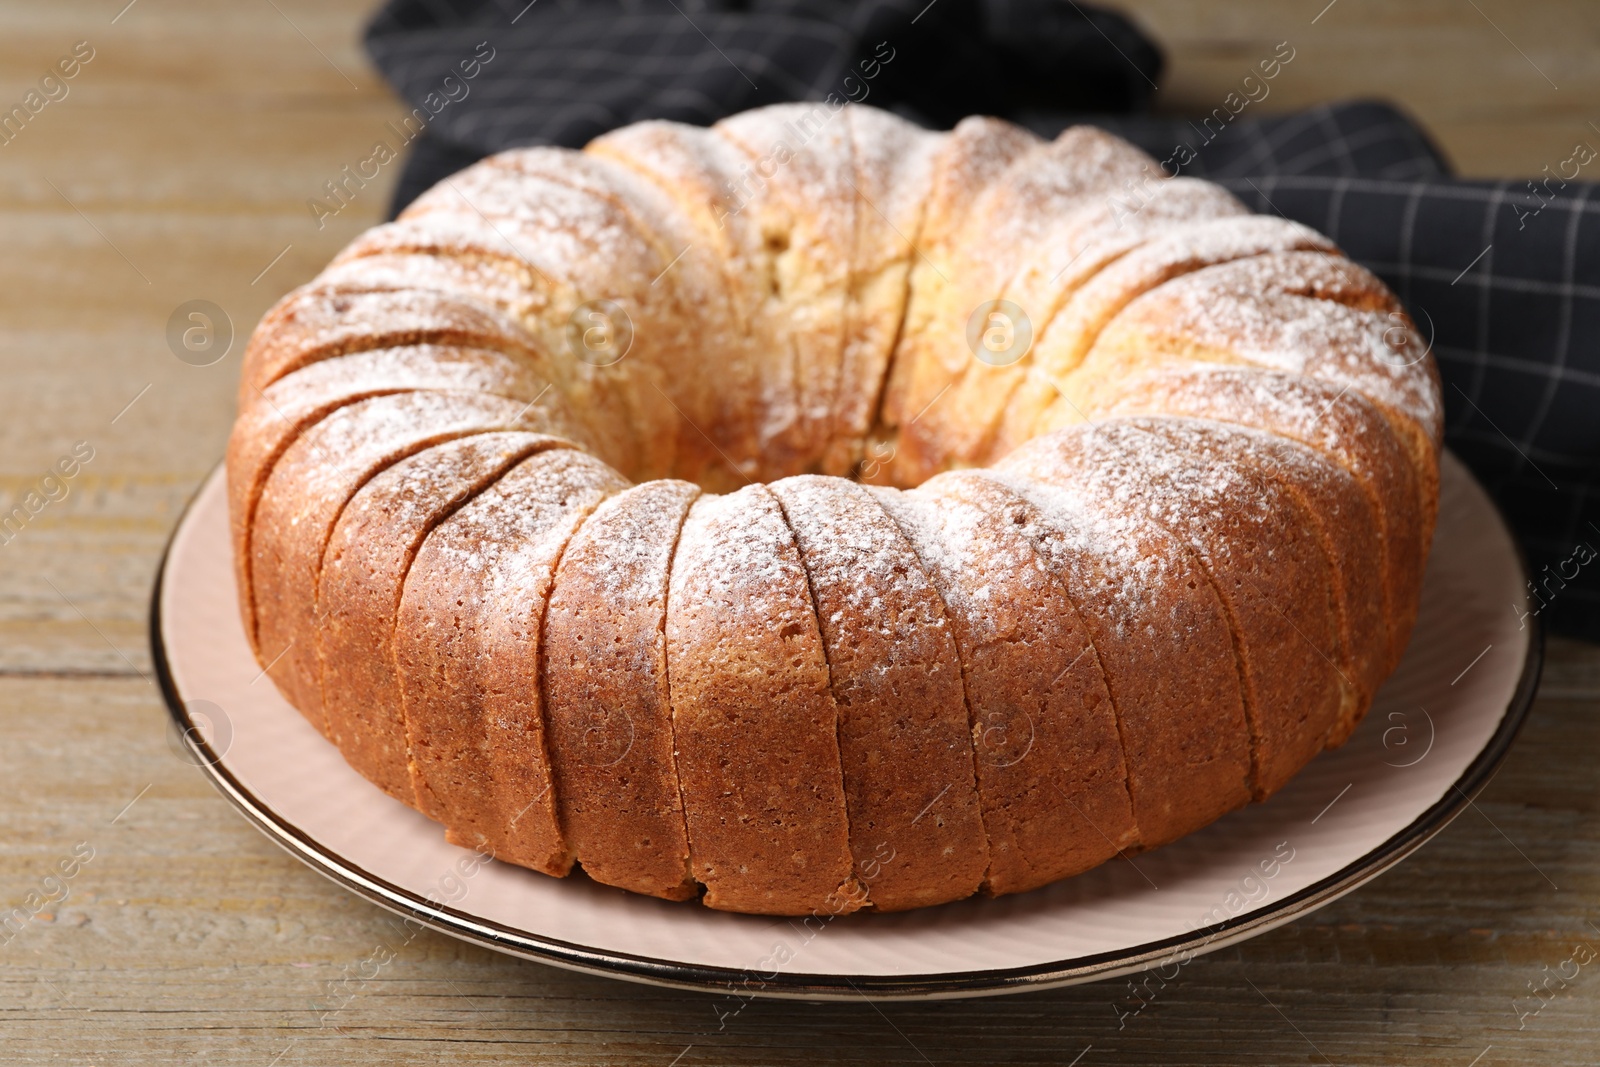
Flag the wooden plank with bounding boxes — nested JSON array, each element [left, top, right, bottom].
[[0, 0, 1597, 1061]]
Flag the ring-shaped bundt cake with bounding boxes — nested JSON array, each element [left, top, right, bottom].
[[227, 104, 1441, 916]]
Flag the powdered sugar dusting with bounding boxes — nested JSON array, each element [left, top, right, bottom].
[[423, 449, 628, 589], [669, 485, 811, 618], [770, 475, 944, 656], [231, 104, 1446, 908]]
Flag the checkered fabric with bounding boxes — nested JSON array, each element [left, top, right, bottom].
[[366, 0, 1600, 639], [367, 0, 1163, 211]]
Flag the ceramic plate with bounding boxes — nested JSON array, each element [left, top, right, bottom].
[[152, 451, 1540, 1000]]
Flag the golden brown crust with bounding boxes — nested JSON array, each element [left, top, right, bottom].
[[317, 432, 569, 803], [885, 127, 1194, 482], [1091, 365, 1425, 678], [768, 475, 989, 911], [238, 286, 544, 404], [400, 153, 684, 482], [225, 344, 576, 654], [871, 478, 1137, 895], [1036, 251, 1442, 540], [1153, 418, 1387, 744], [665, 485, 861, 915], [586, 121, 794, 488], [543, 478, 702, 901], [1000, 219, 1344, 452], [1036, 218, 1336, 372], [249, 391, 534, 732], [974, 466, 1254, 848], [1003, 420, 1344, 799], [393, 448, 628, 871]]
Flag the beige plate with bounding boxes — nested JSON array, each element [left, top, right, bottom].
[[153, 452, 1540, 1000]]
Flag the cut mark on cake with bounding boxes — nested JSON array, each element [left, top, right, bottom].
[[328, 433, 570, 807], [511, 382, 553, 423], [249, 639, 294, 686], [440, 177, 554, 286], [1251, 557, 1353, 689], [845, 176, 949, 283], [657, 486, 709, 900], [507, 784, 553, 831], [1052, 784, 1158, 890]]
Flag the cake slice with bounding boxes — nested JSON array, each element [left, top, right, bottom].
[[769, 475, 989, 911], [588, 120, 798, 487], [490, 150, 735, 489], [394, 448, 628, 872], [1035, 252, 1442, 549], [884, 126, 1161, 479], [837, 107, 941, 477], [665, 485, 862, 915], [1135, 418, 1385, 745], [238, 285, 542, 401], [317, 250, 536, 319], [874, 115, 1040, 484], [870, 478, 1137, 895], [226, 343, 577, 650], [972, 467, 1254, 848], [249, 390, 533, 729], [975, 177, 1249, 465], [717, 106, 857, 477], [316, 432, 570, 803], [542, 478, 702, 901], [1092, 365, 1424, 675], [1002, 420, 1343, 798], [1002, 177, 1248, 339], [999, 216, 1341, 451], [1030, 216, 1340, 381], [407, 150, 710, 483]]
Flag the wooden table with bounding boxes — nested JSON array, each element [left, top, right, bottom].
[[2, 1, 1596, 1062]]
